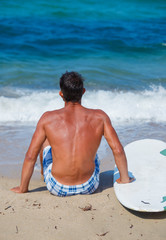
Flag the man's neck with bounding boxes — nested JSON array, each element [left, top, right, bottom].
[[64, 101, 82, 107]]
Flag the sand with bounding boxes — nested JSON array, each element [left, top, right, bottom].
[[0, 173, 166, 240]]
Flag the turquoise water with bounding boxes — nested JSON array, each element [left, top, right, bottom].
[[0, 0, 166, 173], [0, 0, 166, 90], [0, 0, 166, 122]]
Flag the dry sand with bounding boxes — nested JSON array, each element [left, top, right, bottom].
[[0, 173, 166, 240]]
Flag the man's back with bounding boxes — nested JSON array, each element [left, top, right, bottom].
[[11, 71, 130, 194], [43, 103, 105, 185]]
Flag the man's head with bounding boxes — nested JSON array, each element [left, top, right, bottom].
[[59, 71, 85, 103]]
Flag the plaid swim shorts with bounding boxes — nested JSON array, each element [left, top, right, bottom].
[[43, 146, 100, 197]]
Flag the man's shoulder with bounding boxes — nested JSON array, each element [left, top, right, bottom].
[[85, 107, 109, 120], [39, 109, 63, 123], [41, 110, 55, 118]]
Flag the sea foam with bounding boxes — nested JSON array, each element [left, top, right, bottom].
[[0, 86, 166, 125]]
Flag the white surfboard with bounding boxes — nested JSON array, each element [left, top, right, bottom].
[[113, 139, 166, 212]]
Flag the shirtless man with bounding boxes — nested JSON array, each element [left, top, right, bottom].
[[11, 71, 131, 196]]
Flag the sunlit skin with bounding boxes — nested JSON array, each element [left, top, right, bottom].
[[11, 89, 133, 193]]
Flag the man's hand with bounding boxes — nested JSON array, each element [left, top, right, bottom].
[[116, 177, 135, 184], [11, 186, 28, 193]]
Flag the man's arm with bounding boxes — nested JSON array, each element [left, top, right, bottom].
[[103, 114, 131, 183], [11, 115, 46, 193]]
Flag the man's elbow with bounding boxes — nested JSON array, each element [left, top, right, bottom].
[[25, 152, 36, 163], [113, 145, 125, 157]]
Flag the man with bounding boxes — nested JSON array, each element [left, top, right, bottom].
[[11, 71, 132, 196]]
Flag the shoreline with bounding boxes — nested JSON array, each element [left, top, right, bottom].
[[0, 175, 166, 240]]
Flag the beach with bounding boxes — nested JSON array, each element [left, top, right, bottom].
[[0, 122, 166, 240], [1, 175, 166, 240], [0, 125, 166, 240], [1, 0, 166, 239], [0, 123, 166, 239]]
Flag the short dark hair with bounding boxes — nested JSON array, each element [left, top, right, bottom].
[[60, 71, 84, 102]]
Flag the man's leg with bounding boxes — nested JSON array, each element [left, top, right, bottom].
[[40, 139, 50, 176]]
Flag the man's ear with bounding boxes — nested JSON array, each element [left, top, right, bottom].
[[82, 88, 86, 95], [59, 91, 66, 102], [59, 91, 64, 99]]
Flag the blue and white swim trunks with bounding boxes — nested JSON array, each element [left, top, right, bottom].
[[43, 146, 100, 197]]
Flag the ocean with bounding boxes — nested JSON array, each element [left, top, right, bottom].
[[0, 0, 166, 177]]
